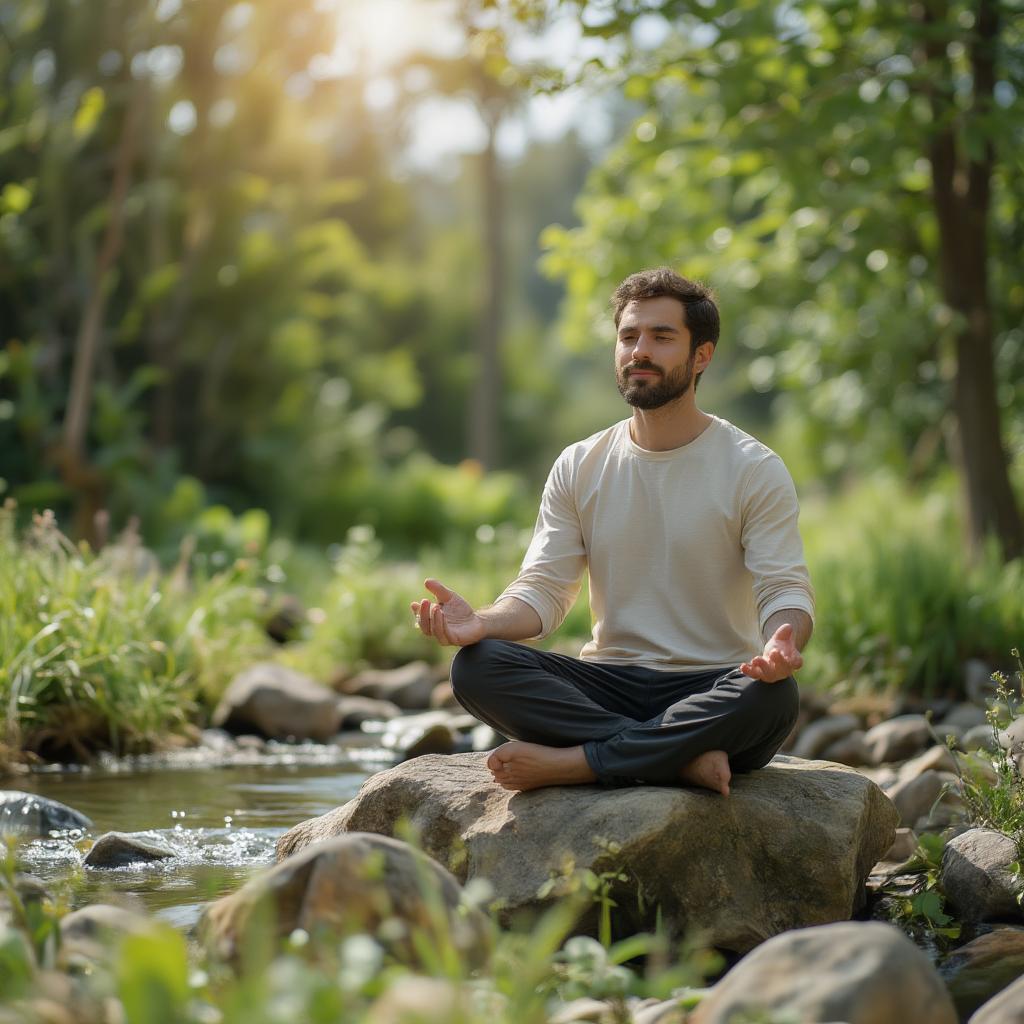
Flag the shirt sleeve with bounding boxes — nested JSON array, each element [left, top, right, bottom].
[[740, 455, 816, 634], [498, 451, 587, 639]]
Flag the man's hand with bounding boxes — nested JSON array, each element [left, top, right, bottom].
[[410, 579, 488, 647], [740, 622, 803, 682]]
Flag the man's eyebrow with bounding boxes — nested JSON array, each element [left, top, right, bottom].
[[618, 323, 680, 334]]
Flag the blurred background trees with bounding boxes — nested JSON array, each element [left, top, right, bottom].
[[1, 0, 1022, 564]]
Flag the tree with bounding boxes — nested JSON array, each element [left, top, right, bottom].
[[523, 0, 1024, 559]]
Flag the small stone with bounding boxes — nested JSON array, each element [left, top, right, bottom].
[[336, 695, 402, 730], [791, 714, 860, 760], [338, 661, 440, 710], [380, 713, 457, 759], [633, 999, 686, 1024], [430, 680, 460, 710], [942, 829, 1024, 923], [966, 660, 998, 705], [864, 715, 934, 765], [944, 704, 991, 733], [548, 997, 613, 1024], [820, 730, 871, 767], [367, 977, 471, 1024], [899, 745, 959, 781], [879, 828, 919, 866], [942, 927, 1024, 1020], [963, 724, 1000, 752], [83, 832, 175, 869]]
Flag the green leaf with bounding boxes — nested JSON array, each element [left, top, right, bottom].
[[73, 87, 106, 140]]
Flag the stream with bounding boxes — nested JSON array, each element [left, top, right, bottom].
[[7, 740, 387, 931]]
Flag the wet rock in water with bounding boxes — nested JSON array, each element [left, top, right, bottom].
[[277, 752, 898, 952], [691, 921, 956, 1024], [203, 833, 490, 969], [380, 712, 457, 759], [336, 695, 402, 730], [790, 713, 860, 760], [863, 714, 934, 765], [885, 769, 964, 829], [942, 829, 1024, 923], [819, 729, 871, 767], [0, 792, 92, 839], [942, 927, 1024, 1020], [212, 662, 341, 742], [970, 971, 1024, 1024], [83, 831, 175, 869], [337, 661, 440, 710]]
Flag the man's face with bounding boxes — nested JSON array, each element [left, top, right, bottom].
[[615, 296, 695, 410]]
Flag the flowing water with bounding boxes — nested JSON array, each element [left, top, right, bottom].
[[6, 740, 389, 931]]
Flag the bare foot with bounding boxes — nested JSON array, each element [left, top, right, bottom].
[[679, 749, 731, 796], [485, 741, 597, 791]]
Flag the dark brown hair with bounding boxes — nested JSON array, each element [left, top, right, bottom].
[[612, 267, 720, 387]]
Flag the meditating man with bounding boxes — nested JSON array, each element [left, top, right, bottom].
[[411, 267, 814, 796]]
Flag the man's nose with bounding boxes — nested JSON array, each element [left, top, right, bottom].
[[631, 332, 655, 360]]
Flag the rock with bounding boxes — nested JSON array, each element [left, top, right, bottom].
[[366, 976, 473, 1024], [338, 661, 440, 710], [1000, 717, 1024, 757], [211, 662, 342, 742], [829, 694, 896, 728], [964, 724, 1000, 752], [864, 714, 934, 764], [430, 680, 460, 710], [970, 971, 1024, 1023], [886, 770, 963, 829], [632, 1000, 686, 1024], [898, 744, 959, 781], [548, 997, 614, 1023], [0, 792, 92, 839], [819, 730, 871, 767], [277, 752, 898, 952], [942, 927, 1024, 1019], [966, 660, 998, 705], [203, 833, 490, 968], [83, 831, 175, 868], [336, 695, 402, 730], [942, 829, 1024, 923], [690, 920, 957, 1024], [791, 713, 860, 760], [879, 827, 919, 866], [380, 712, 458, 759], [60, 903, 157, 963], [199, 728, 236, 753], [945, 703, 992, 734]]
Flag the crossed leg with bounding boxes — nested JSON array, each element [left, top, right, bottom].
[[450, 640, 799, 796]]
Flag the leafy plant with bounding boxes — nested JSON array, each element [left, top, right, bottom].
[[879, 832, 961, 943]]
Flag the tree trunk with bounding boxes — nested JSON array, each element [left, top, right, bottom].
[[467, 104, 505, 469], [917, 0, 1023, 560]]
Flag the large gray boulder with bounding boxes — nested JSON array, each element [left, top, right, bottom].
[[276, 752, 898, 952], [212, 662, 341, 741], [690, 921, 957, 1024], [0, 791, 92, 838], [337, 661, 440, 711]]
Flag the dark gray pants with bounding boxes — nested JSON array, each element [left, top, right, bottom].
[[451, 639, 799, 785]]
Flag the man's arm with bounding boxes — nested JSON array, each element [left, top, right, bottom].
[[411, 580, 542, 647], [740, 608, 813, 683]]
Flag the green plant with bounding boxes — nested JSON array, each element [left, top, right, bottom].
[[879, 832, 961, 943], [949, 649, 1024, 848]]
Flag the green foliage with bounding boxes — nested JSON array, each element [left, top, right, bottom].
[[799, 475, 1023, 696], [880, 832, 961, 943], [0, 502, 270, 760], [951, 651, 1024, 847]]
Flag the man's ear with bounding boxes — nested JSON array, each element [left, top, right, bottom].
[[694, 341, 716, 373]]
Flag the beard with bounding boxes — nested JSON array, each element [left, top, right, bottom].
[[616, 356, 695, 410]]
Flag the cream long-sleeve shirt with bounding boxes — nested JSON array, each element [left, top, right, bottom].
[[499, 415, 815, 672]]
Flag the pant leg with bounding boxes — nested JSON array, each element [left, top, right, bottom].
[[450, 639, 647, 749], [585, 667, 800, 784]]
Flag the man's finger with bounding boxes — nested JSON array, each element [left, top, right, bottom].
[[773, 622, 794, 642], [431, 604, 450, 645], [417, 601, 432, 635], [424, 579, 454, 603]]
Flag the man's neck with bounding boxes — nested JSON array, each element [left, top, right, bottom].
[[628, 399, 713, 452]]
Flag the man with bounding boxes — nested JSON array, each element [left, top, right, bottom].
[[411, 267, 814, 797]]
